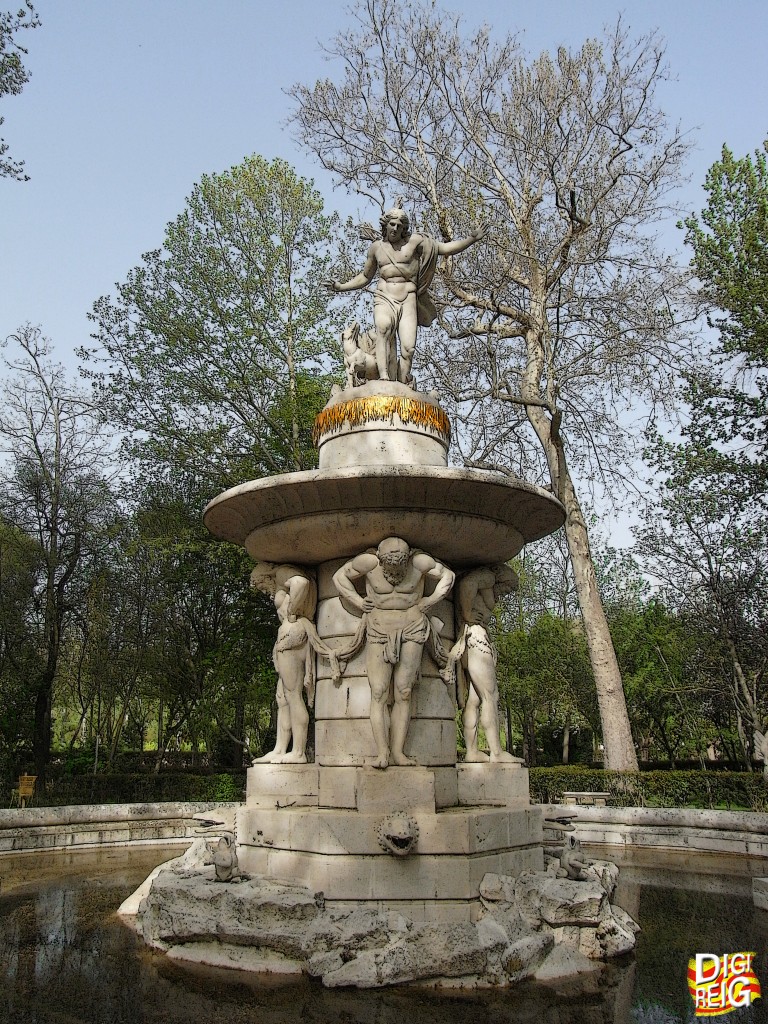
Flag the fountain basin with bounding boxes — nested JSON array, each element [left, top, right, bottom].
[[203, 465, 565, 567]]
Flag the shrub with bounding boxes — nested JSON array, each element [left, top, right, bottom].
[[38, 771, 246, 806], [529, 766, 768, 810]]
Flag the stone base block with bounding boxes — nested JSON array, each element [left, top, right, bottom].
[[237, 799, 543, 910], [237, 844, 543, 902], [238, 805, 541, 857], [247, 763, 535, 814], [315, 718, 456, 766], [457, 761, 530, 807], [356, 766, 436, 813], [304, 764, 454, 812], [318, 766, 357, 809], [246, 764, 319, 808], [433, 766, 459, 809]]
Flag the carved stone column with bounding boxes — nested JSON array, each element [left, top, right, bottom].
[[313, 557, 457, 768]]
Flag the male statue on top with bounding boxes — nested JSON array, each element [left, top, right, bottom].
[[325, 204, 488, 387]]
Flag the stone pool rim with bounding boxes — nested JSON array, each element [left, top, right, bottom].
[[2, 801, 768, 859]]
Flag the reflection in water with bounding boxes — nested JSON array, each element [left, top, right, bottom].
[[0, 846, 767, 1024], [34, 887, 77, 985]]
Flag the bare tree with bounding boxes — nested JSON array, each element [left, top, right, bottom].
[[0, 325, 114, 777], [292, 0, 695, 768]]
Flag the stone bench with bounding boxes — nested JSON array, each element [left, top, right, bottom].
[[561, 791, 612, 807]]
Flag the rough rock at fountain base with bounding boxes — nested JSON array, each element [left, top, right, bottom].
[[480, 864, 640, 962], [130, 856, 637, 988]]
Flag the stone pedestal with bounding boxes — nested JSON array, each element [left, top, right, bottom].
[[315, 381, 450, 471], [202, 381, 565, 931], [238, 763, 543, 922]]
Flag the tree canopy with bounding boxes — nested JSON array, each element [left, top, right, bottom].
[[0, 1, 39, 180], [85, 155, 345, 488], [680, 140, 768, 495], [636, 137, 768, 772], [0, 325, 116, 776]]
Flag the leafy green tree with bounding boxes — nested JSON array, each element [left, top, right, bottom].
[[121, 476, 277, 768], [0, 1, 38, 180], [679, 140, 768, 494], [634, 463, 768, 770], [0, 518, 42, 789], [684, 141, 768, 368], [52, 477, 279, 772], [0, 326, 116, 778], [293, 1, 695, 769], [497, 613, 597, 767], [635, 139, 768, 772], [85, 155, 344, 488], [79, 158, 347, 770], [608, 599, 706, 766], [54, 511, 174, 768]]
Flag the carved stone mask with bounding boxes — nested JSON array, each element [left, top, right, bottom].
[[376, 813, 419, 857]]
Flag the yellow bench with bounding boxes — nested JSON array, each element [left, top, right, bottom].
[[9, 774, 37, 808]]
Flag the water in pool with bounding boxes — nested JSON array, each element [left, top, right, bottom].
[[1, 845, 767, 1023]]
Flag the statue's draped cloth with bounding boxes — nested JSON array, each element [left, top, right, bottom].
[[373, 236, 440, 329]]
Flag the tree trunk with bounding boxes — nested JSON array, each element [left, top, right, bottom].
[[33, 675, 53, 780], [505, 700, 514, 758], [522, 712, 536, 767], [521, 348, 638, 771], [34, 578, 60, 779], [564, 493, 638, 770], [154, 697, 165, 774], [233, 694, 246, 754]]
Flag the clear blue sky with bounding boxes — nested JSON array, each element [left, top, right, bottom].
[[2, 0, 766, 372]]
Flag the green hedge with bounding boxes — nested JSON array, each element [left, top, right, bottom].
[[36, 772, 246, 806], [529, 767, 768, 811], [14, 766, 768, 811]]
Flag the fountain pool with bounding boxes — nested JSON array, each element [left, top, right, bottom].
[[1, 844, 767, 1023]]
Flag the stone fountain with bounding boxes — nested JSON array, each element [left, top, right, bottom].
[[129, 205, 638, 986]]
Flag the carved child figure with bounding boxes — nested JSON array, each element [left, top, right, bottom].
[[250, 562, 343, 764], [446, 563, 518, 762]]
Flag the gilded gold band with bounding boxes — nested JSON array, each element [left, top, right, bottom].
[[313, 396, 450, 445]]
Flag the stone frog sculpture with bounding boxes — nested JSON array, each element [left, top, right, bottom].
[[557, 834, 592, 881], [205, 832, 248, 883]]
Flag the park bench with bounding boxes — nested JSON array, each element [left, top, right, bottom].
[[9, 774, 37, 808], [561, 790, 611, 807]]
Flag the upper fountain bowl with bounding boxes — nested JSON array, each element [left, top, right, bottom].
[[203, 463, 565, 568]]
